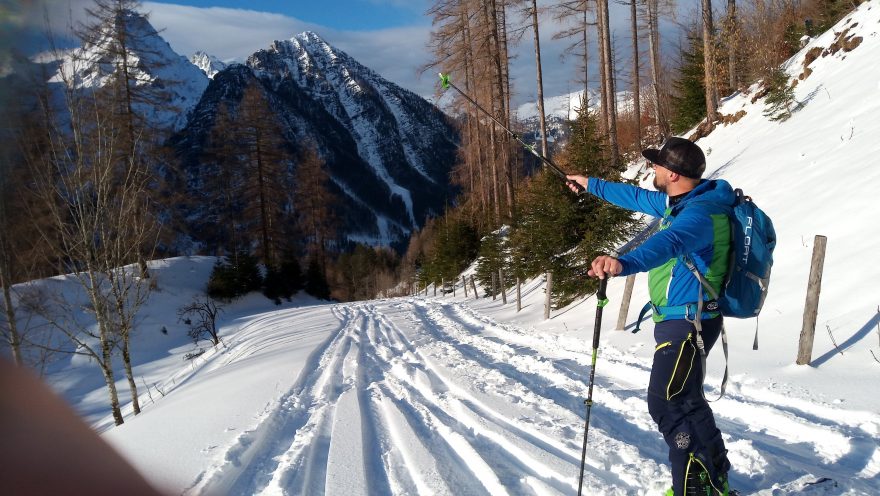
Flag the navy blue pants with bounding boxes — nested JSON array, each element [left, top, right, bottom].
[[647, 317, 730, 495]]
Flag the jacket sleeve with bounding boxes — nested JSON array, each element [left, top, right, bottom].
[[587, 178, 667, 217], [617, 205, 714, 276]]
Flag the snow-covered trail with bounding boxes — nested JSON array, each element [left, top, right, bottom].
[[184, 297, 880, 495]]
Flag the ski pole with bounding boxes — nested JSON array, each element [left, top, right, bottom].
[[577, 276, 609, 496], [438, 73, 585, 194]]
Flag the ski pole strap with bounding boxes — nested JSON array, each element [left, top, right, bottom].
[[439, 72, 451, 89]]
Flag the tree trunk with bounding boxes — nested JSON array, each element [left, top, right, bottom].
[[489, 125, 502, 226], [630, 0, 642, 150], [500, 3, 514, 219], [531, 0, 550, 159], [255, 138, 273, 268], [0, 266, 22, 366], [101, 334, 124, 426], [727, 0, 738, 90], [647, 0, 670, 139], [702, 0, 719, 127], [121, 339, 140, 415], [583, 7, 589, 104], [462, 15, 489, 222], [499, 268, 507, 304], [598, 0, 619, 167], [489, 0, 514, 222], [596, 1, 609, 135]]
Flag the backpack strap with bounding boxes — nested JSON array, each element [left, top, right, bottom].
[[682, 257, 729, 402], [632, 301, 654, 334]]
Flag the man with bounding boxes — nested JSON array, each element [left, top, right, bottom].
[[567, 137, 732, 496]]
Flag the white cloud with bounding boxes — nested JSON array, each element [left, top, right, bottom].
[[20, 1, 691, 107], [142, 2, 438, 97]]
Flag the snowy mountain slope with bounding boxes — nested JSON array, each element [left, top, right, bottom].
[[53, 10, 208, 131], [189, 50, 228, 79], [175, 31, 458, 247], [22, 2, 880, 495]]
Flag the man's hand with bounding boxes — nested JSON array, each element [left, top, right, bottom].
[[589, 255, 622, 279], [566, 174, 588, 194]]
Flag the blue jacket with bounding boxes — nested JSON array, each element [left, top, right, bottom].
[[588, 178, 735, 321]]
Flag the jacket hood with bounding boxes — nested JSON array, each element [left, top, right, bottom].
[[675, 179, 736, 211]]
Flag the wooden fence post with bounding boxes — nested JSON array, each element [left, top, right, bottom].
[[470, 275, 478, 300], [516, 278, 522, 312], [544, 272, 553, 320], [797, 235, 828, 365], [462, 276, 468, 297], [616, 275, 637, 330], [499, 269, 507, 304]]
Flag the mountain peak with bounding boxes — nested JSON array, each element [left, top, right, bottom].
[[296, 31, 326, 44], [190, 51, 228, 79]]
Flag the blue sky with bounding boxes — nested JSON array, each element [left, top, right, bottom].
[[148, 0, 431, 31]]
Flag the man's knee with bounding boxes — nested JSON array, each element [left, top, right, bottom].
[[647, 390, 669, 427]]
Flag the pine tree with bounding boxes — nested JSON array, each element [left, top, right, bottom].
[[206, 259, 237, 301], [206, 253, 263, 301], [428, 216, 479, 285], [475, 231, 506, 297], [508, 171, 586, 306], [671, 32, 708, 135], [507, 107, 636, 307], [763, 66, 798, 121], [236, 83, 291, 269], [304, 257, 331, 300], [202, 102, 245, 260], [279, 252, 303, 297], [262, 251, 302, 303], [294, 144, 338, 272]]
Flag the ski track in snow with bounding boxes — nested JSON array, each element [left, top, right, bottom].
[[185, 297, 880, 495]]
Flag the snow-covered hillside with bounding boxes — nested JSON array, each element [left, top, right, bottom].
[[52, 10, 208, 130], [16, 2, 880, 495]]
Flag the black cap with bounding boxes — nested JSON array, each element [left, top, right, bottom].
[[641, 137, 706, 179]]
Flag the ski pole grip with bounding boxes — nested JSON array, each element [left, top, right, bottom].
[[597, 277, 608, 301], [566, 179, 586, 195]]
